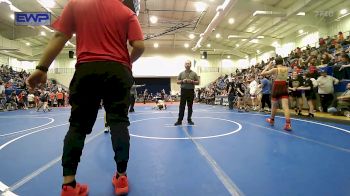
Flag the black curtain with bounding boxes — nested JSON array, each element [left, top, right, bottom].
[[134, 78, 171, 95]]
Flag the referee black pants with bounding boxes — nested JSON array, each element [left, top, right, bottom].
[[178, 88, 194, 122], [261, 94, 271, 109], [62, 61, 133, 176], [319, 94, 334, 112], [129, 95, 136, 111]]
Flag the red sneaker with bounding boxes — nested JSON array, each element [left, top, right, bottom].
[[266, 118, 274, 126], [284, 123, 292, 131], [61, 183, 89, 196], [112, 174, 129, 195]]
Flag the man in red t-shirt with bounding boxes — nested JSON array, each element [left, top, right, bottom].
[[26, 0, 144, 195]]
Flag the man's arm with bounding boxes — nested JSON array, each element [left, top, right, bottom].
[[338, 94, 350, 100], [38, 31, 70, 69], [339, 64, 350, 70], [333, 77, 339, 85], [129, 40, 145, 63], [177, 73, 183, 84], [338, 90, 350, 100], [191, 73, 199, 85], [261, 62, 276, 76], [133, 84, 146, 88]]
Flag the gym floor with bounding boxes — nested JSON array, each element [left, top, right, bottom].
[[0, 104, 349, 196]]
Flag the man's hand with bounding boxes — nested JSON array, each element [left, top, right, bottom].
[[26, 70, 47, 92], [183, 79, 194, 84], [339, 64, 349, 71]]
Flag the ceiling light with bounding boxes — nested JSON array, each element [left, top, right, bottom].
[[228, 18, 235, 24], [184, 43, 189, 48], [253, 10, 286, 17], [67, 41, 76, 47], [26, 42, 30, 46], [250, 39, 259, 43], [227, 55, 231, 59], [235, 44, 239, 47], [296, 12, 305, 16], [154, 43, 159, 48], [216, 33, 221, 38], [10, 14, 14, 20], [195, 2, 207, 12], [207, 43, 211, 48], [340, 9, 347, 15], [298, 29, 304, 34], [73, 34, 76, 37], [241, 39, 247, 41], [253, 10, 269, 16], [272, 41, 280, 47], [150, 16, 158, 24], [228, 35, 247, 39], [38, 0, 55, 8], [40, 31, 46, 36], [245, 55, 249, 58], [189, 34, 195, 39], [257, 36, 264, 39], [9, 4, 21, 12], [42, 26, 54, 32], [247, 26, 256, 32], [257, 50, 260, 53], [201, 55, 205, 59]]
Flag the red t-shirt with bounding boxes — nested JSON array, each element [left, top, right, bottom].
[[308, 65, 317, 74], [52, 0, 144, 69]]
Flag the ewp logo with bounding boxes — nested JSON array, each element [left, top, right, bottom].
[[15, 12, 51, 26]]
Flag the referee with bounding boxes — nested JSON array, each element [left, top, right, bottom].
[[174, 60, 199, 125]]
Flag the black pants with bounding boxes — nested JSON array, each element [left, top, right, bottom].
[[129, 95, 135, 111], [228, 94, 235, 109], [178, 88, 194, 121], [62, 61, 133, 176], [261, 94, 271, 109], [319, 94, 334, 112], [143, 95, 147, 104], [58, 99, 64, 107]]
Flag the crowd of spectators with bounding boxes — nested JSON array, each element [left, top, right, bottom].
[[1, 32, 350, 117], [0, 64, 69, 112], [197, 32, 350, 117]]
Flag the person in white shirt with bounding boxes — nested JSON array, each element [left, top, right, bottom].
[[0, 80, 5, 95], [249, 77, 259, 110], [327, 83, 350, 115], [27, 93, 35, 108], [316, 70, 339, 112], [0, 80, 5, 109]]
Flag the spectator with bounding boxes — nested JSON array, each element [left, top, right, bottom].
[[288, 72, 304, 115], [259, 75, 272, 112], [334, 53, 350, 80], [317, 70, 339, 112], [338, 31, 344, 43], [227, 77, 236, 110], [328, 83, 350, 115], [249, 76, 259, 110]]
